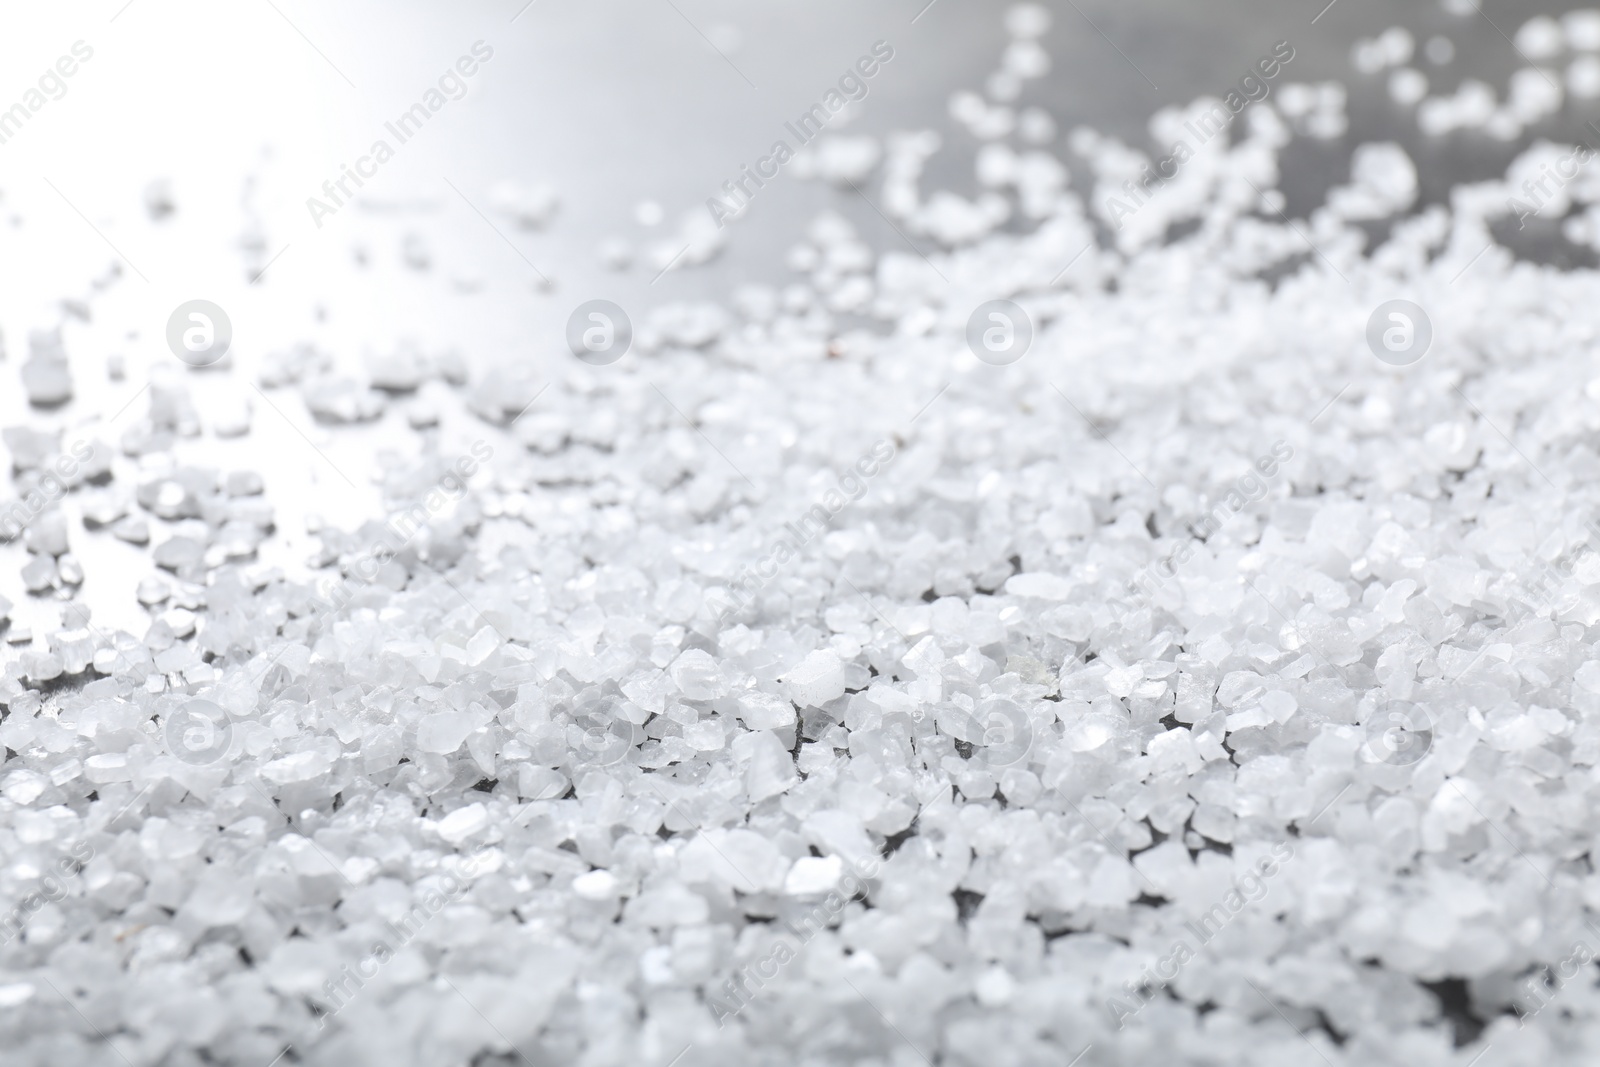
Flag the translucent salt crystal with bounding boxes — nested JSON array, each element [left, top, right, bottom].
[[784, 648, 845, 707], [1389, 68, 1427, 105], [975, 967, 1016, 1007], [490, 180, 560, 229], [986, 69, 1021, 103], [572, 868, 619, 900], [1147, 728, 1202, 774], [736, 729, 798, 802], [51, 629, 93, 673], [153, 536, 204, 572], [783, 854, 843, 896], [1352, 39, 1389, 75], [518, 765, 567, 800], [1570, 55, 1600, 98], [262, 940, 338, 996], [417, 709, 475, 754], [2, 770, 47, 804], [462, 626, 500, 666], [160, 608, 196, 637], [84, 753, 132, 783], [23, 650, 63, 683], [801, 136, 882, 185], [1567, 10, 1600, 50], [366, 342, 430, 392], [669, 648, 726, 700], [1378, 26, 1414, 65], [1261, 690, 1298, 723], [1304, 108, 1348, 139], [181, 869, 253, 926], [1005, 572, 1072, 599], [262, 749, 331, 784], [0, 984, 35, 1008], [1003, 40, 1049, 80], [1018, 107, 1056, 146], [404, 398, 440, 429], [1516, 15, 1565, 60], [1574, 661, 1600, 693], [802, 809, 877, 870], [113, 516, 149, 544], [1226, 706, 1272, 731], [438, 802, 489, 845], [210, 394, 252, 437], [258, 343, 330, 388], [1329, 142, 1418, 219], [225, 470, 264, 497], [21, 357, 72, 407], [683, 718, 725, 751], [1066, 710, 1121, 752], [1004, 3, 1050, 39], [1453, 78, 1496, 125], [302, 376, 386, 423], [2, 426, 60, 470], [22, 508, 68, 556], [20, 554, 56, 592], [679, 828, 789, 892], [737, 691, 796, 730], [1508, 67, 1563, 122]]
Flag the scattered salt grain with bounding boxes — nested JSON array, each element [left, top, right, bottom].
[[1571, 55, 1600, 98], [1516, 15, 1565, 60], [783, 648, 845, 707], [437, 802, 489, 845], [783, 854, 843, 896], [491, 180, 560, 230]]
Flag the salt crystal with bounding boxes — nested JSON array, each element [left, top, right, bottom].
[[84, 753, 132, 783], [1570, 55, 1600, 98], [417, 710, 475, 754], [669, 648, 726, 700], [1389, 68, 1428, 106], [1568, 10, 1600, 50], [490, 180, 560, 229], [0, 984, 35, 1008], [261, 750, 331, 784], [112, 515, 149, 544], [437, 802, 489, 845], [152, 536, 204, 572], [20, 331, 72, 407], [1004, 3, 1050, 39], [1508, 67, 1563, 122], [1515, 15, 1565, 60], [738, 730, 798, 802], [974, 967, 1016, 1007], [783, 648, 846, 707], [682, 718, 725, 751], [1005, 572, 1072, 600], [572, 868, 619, 900], [737, 691, 796, 730], [2, 427, 59, 471], [181, 869, 252, 927], [0, 8, 1595, 1059], [783, 854, 843, 896], [20, 554, 56, 593]]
